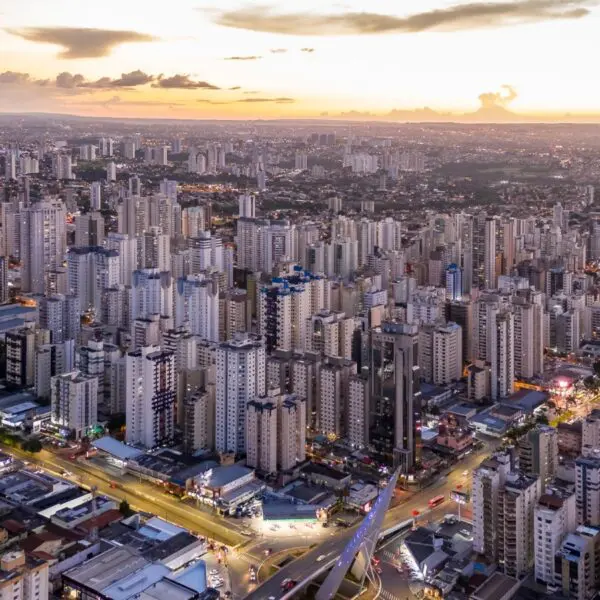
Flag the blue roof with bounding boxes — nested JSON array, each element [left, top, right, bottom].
[[92, 436, 144, 460], [139, 517, 187, 541], [205, 465, 253, 488], [170, 561, 207, 594]]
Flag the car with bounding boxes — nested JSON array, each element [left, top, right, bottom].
[[459, 528, 471, 537], [209, 569, 219, 575], [462, 470, 469, 476], [268, 597, 276, 600], [317, 554, 326, 562], [283, 580, 297, 591], [212, 581, 224, 588]]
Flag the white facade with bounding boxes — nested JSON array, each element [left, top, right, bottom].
[[20, 200, 67, 294], [534, 490, 577, 586], [215, 334, 266, 455], [51, 371, 98, 439], [175, 273, 219, 342]]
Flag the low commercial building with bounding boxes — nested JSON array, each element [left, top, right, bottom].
[[191, 465, 264, 515], [300, 463, 351, 491]]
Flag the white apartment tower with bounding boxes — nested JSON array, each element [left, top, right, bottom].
[[51, 371, 98, 439], [534, 488, 577, 586], [215, 333, 266, 455], [20, 200, 67, 294]]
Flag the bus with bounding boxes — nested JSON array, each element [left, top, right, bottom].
[[428, 495, 445, 508]]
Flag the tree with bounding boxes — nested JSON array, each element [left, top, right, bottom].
[[119, 499, 132, 517], [593, 361, 600, 377], [21, 439, 42, 453]]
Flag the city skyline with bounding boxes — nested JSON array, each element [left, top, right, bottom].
[[2, 0, 600, 121]]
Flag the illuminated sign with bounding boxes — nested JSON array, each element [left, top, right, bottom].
[[450, 490, 470, 505]]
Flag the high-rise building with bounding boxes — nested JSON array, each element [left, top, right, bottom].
[[279, 394, 306, 470], [183, 387, 215, 454], [294, 151, 308, 171], [6, 326, 38, 388], [39, 294, 80, 343], [215, 333, 266, 455], [51, 371, 98, 439], [90, 181, 102, 211], [534, 486, 577, 586], [74, 212, 105, 247], [317, 358, 356, 438], [20, 200, 67, 294], [99, 137, 114, 157], [582, 409, 600, 457], [575, 453, 600, 526], [238, 194, 256, 219], [0, 550, 49, 600], [130, 269, 173, 322], [246, 395, 278, 474], [125, 346, 176, 448], [552, 525, 600, 600], [347, 372, 369, 449], [370, 322, 421, 471], [175, 273, 219, 342], [518, 425, 558, 485], [67, 247, 120, 314], [473, 452, 540, 577], [445, 263, 463, 300], [432, 322, 463, 385], [0, 256, 8, 304], [4, 151, 17, 180], [106, 161, 116, 182]]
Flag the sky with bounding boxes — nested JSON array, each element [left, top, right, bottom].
[[1, 0, 600, 121]]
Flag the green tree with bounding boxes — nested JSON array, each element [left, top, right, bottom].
[[21, 439, 42, 453], [119, 499, 132, 517]]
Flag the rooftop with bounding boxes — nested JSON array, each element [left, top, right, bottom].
[[471, 572, 521, 600]]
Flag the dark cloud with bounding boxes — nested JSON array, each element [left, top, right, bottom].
[[0, 71, 48, 85], [6, 27, 157, 58], [228, 86, 242, 90], [224, 55, 263, 60], [153, 74, 220, 89], [210, 1, 595, 35], [54, 70, 154, 89], [479, 84, 518, 108], [300, 47, 315, 52]]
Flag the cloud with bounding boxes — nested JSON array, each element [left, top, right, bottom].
[[301, 47, 315, 52], [243, 90, 260, 94], [210, 1, 595, 35], [478, 84, 518, 108], [238, 97, 295, 103], [228, 86, 241, 90], [6, 27, 157, 58], [54, 70, 154, 89], [198, 96, 295, 105], [0, 71, 48, 85], [270, 48, 288, 53], [224, 55, 262, 60], [153, 74, 220, 89], [72, 95, 185, 109]]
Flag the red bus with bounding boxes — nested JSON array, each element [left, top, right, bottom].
[[428, 495, 445, 508]]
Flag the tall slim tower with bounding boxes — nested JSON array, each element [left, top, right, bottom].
[[370, 322, 421, 472], [20, 200, 67, 294]]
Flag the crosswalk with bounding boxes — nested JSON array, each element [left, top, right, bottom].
[[381, 550, 398, 562], [379, 590, 406, 600]]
